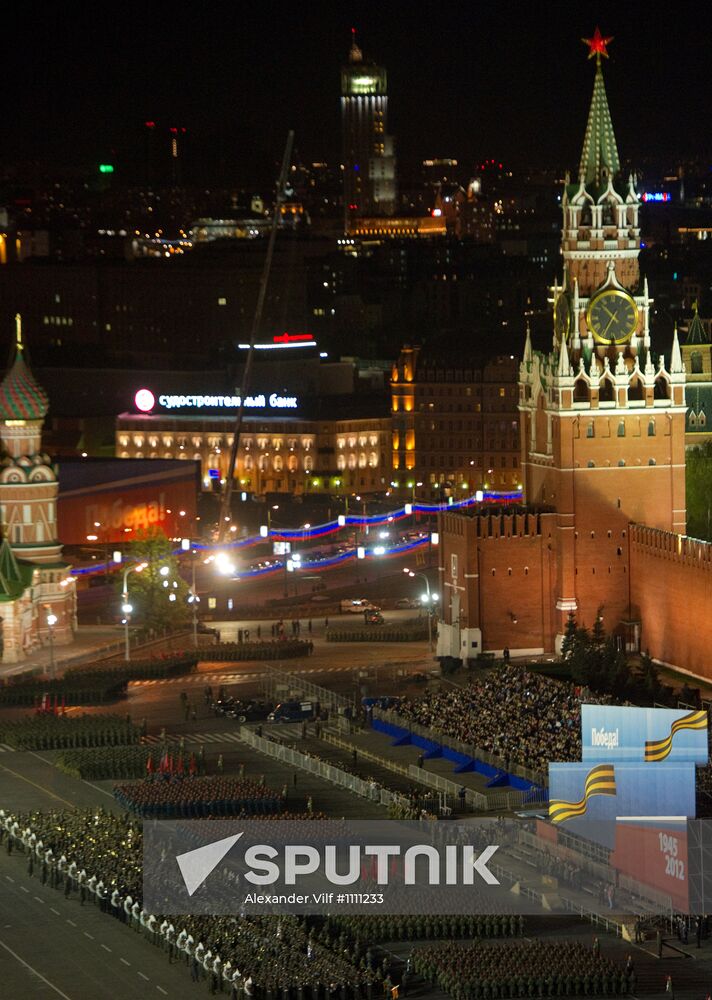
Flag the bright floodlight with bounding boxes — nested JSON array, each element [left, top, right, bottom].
[[112, 550, 123, 564], [357, 546, 366, 559], [215, 552, 235, 576], [122, 603, 133, 615], [337, 515, 346, 527], [421, 593, 430, 604], [46, 613, 58, 626], [159, 565, 170, 577], [181, 538, 190, 551], [404, 503, 413, 515], [373, 545, 386, 556], [169, 593, 177, 602], [259, 525, 269, 538]]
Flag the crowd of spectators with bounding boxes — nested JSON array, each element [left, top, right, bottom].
[[396, 665, 613, 774]]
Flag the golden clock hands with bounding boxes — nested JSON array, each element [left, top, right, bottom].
[[602, 308, 619, 338]]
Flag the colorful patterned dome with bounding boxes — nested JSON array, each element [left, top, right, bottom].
[[0, 345, 49, 421]]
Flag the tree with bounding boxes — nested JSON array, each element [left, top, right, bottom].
[[560, 612, 578, 659], [117, 528, 190, 633], [686, 442, 712, 541]]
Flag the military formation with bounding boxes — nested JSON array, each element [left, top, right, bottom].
[[0, 713, 141, 749], [113, 775, 283, 817], [413, 941, 630, 998]]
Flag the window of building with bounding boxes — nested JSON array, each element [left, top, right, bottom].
[[586, 422, 595, 438], [691, 351, 703, 374], [217, 297, 227, 306], [617, 420, 625, 437], [648, 419, 656, 436]]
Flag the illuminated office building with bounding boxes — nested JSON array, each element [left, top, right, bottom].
[[341, 33, 397, 230]]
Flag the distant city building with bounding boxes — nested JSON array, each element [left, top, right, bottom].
[[390, 347, 520, 498], [341, 33, 397, 230]]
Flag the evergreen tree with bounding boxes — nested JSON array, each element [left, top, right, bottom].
[[116, 528, 190, 633], [560, 612, 578, 659]]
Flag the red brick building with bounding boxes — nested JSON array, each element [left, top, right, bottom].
[[437, 41, 697, 673]]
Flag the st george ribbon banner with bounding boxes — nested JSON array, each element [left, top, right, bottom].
[[581, 705, 709, 764]]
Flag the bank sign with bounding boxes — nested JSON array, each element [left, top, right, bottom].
[[133, 388, 298, 414], [581, 705, 708, 765]]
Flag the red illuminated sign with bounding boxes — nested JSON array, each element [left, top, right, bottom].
[[272, 333, 313, 344]]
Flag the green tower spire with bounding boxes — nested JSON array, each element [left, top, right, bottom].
[[685, 303, 709, 345], [579, 29, 620, 188]]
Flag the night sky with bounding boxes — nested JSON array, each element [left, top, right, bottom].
[[6, 1, 712, 184]]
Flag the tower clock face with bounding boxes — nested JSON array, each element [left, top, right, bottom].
[[553, 292, 572, 340], [587, 289, 639, 345]]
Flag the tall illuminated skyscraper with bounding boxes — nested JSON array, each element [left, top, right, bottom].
[[341, 31, 397, 231]]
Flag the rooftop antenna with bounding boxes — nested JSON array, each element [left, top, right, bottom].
[[218, 130, 295, 540]]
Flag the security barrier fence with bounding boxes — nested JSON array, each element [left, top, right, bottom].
[[239, 726, 409, 811], [258, 665, 353, 714]]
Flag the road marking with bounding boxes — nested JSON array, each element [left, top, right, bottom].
[[120, 957, 131, 966], [26, 750, 115, 800], [138, 971, 149, 981], [5, 875, 14, 883], [0, 761, 76, 808], [50, 907, 60, 915], [0, 743, 15, 752], [33, 895, 44, 903], [66, 919, 77, 927], [20, 885, 29, 893], [83, 931, 94, 940], [0, 938, 74, 1000], [101, 944, 111, 952], [156, 987, 168, 995]]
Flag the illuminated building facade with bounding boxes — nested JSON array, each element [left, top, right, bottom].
[[437, 32, 696, 671], [681, 307, 712, 447], [390, 347, 520, 499], [341, 33, 397, 229], [116, 415, 392, 495], [0, 319, 76, 662]]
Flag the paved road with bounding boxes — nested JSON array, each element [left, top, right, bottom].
[[0, 847, 206, 999]]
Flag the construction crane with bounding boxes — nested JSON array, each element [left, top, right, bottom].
[[217, 130, 295, 541]]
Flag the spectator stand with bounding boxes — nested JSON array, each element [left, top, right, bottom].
[[371, 706, 548, 811]]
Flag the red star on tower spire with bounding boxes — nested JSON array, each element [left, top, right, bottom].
[[582, 26, 614, 60]]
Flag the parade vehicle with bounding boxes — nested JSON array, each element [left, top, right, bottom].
[[364, 609, 384, 624], [225, 699, 272, 723], [268, 700, 318, 723], [341, 598, 380, 613]]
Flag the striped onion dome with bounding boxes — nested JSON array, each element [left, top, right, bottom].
[[0, 347, 49, 420]]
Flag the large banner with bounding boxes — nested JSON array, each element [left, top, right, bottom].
[[611, 819, 689, 913], [581, 705, 708, 765], [548, 762, 696, 848]]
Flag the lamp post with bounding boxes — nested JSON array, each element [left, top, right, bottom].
[[46, 611, 57, 679], [182, 538, 200, 649], [404, 568, 438, 651], [122, 562, 147, 662]]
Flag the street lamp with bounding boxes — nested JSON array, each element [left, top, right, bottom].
[[182, 537, 201, 649], [46, 611, 58, 680], [122, 562, 147, 662], [404, 568, 439, 651]]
